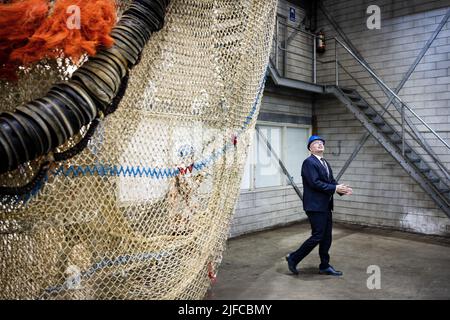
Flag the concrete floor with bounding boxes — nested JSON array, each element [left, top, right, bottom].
[[206, 222, 450, 300]]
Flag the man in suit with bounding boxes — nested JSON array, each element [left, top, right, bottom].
[[286, 135, 352, 276]]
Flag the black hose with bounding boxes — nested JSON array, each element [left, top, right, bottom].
[[0, 0, 171, 177]]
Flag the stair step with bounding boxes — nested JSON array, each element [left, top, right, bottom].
[[406, 154, 421, 163], [372, 116, 385, 126], [439, 188, 450, 194], [341, 88, 355, 94], [355, 101, 369, 108], [343, 90, 358, 96], [380, 127, 394, 134], [345, 90, 361, 99], [348, 95, 361, 102], [364, 109, 377, 118], [390, 134, 402, 144], [425, 173, 440, 183]]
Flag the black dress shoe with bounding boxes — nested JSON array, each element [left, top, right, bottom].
[[285, 255, 299, 275], [319, 266, 343, 276]]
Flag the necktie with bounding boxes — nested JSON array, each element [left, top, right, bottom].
[[321, 158, 330, 178]]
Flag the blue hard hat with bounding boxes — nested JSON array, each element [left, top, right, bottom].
[[307, 135, 325, 150]]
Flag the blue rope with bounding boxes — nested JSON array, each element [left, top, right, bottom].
[[53, 66, 268, 180], [19, 65, 269, 202], [55, 164, 180, 179]]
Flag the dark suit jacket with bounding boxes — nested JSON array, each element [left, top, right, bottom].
[[301, 155, 338, 212]]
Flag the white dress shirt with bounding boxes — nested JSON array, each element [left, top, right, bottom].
[[313, 154, 336, 193]]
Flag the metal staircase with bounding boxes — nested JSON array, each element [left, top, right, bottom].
[[327, 34, 450, 218], [269, 11, 450, 217], [329, 85, 450, 217]]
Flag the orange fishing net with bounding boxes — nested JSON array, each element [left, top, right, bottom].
[[0, 0, 49, 80], [0, 0, 116, 80]]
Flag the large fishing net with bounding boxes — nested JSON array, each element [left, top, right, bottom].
[[0, 0, 277, 299]]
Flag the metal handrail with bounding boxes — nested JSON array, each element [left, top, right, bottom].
[[271, 9, 450, 189], [340, 63, 448, 174], [274, 17, 317, 83], [339, 62, 409, 132], [277, 45, 314, 61], [273, 13, 450, 152], [334, 37, 450, 151], [334, 39, 450, 182], [276, 20, 317, 39]]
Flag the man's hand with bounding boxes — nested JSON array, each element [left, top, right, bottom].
[[336, 184, 353, 196], [336, 184, 346, 194], [346, 186, 353, 195]]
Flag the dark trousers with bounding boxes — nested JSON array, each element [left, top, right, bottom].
[[289, 211, 332, 270]]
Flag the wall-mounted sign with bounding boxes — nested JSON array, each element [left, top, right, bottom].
[[289, 7, 296, 22]]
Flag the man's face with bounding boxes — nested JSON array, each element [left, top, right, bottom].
[[309, 140, 324, 154]]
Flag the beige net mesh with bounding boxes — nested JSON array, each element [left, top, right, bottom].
[[0, 0, 277, 299]]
